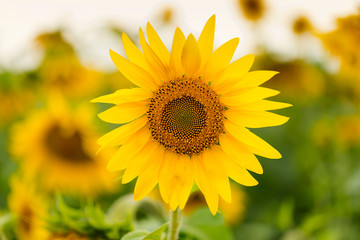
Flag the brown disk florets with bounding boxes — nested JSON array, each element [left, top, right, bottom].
[[147, 76, 225, 155], [45, 124, 91, 163]]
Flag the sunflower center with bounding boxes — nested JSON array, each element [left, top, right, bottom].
[[20, 205, 33, 233], [148, 76, 224, 155], [162, 96, 206, 139], [45, 125, 92, 163], [244, 0, 260, 12]]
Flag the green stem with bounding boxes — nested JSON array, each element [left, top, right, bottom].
[[167, 208, 182, 240]]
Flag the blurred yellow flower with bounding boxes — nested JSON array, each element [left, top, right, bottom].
[[256, 56, 325, 100], [150, 183, 247, 224], [36, 31, 74, 56], [38, 55, 102, 98], [237, 0, 265, 22], [184, 184, 247, 224], [10, 96, 116, 196], [8, 175, 49, 240], [319, 11, 360, 80], [0, 86, 34, 127], [335, 114, 360, 147], [48, 232, 89, 240], [36, 31, 102, 98], [292, 16, 313, 35], [312, 119, 334, 148], [160, 7, 175, 24], [218, 184, 247, 225], [93, 15, 289, 215]]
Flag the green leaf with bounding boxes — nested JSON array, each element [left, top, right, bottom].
[[121, 224, 168, 240], [0, 213, 16, 240], [144, 223, 168, 240], [186, 208, 224, 226], [106, 194, 139, 226], [183, 208, 233, 240], [122, 230, 150, 240]]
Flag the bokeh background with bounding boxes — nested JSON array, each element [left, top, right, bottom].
[[1, 0, 360, 239]]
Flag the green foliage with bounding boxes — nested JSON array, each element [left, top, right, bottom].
[[47, 195, 132, 239], [182, 208, 233, 240], [122, 224, 168, 240], [0, 213, 16, 240]]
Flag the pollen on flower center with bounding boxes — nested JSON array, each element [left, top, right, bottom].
[[147, 76, 225, 155]]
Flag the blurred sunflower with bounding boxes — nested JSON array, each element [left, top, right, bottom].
[[93, 15, 289, 215], [183, 183, 246, 224], [319, 11, 360, 80], [254, 55, 325, 100], [8, 175, 49, 240], [335, 114, 360, 147], [36, 31, 102, 98], [0, 72, 35, 127], [237, 0, 265, 22], [312, 118, 335, 148], [48, 232, 89, 240], [159, 6, 175, 25], [292, 16, 313, 35], [150, 183, 246, 225], [10, 96, 116, 196]]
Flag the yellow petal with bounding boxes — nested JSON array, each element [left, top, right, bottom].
[[198, 15, 215, 66], [234, 100, 293, 111], [191, 154, 219, 215], [225, 109, 289, 128], [235, 71, 279, 89], [164, 155, 193, 210], [110, 49, 159, 91], [133, 147, 165, 200], [170, 27, 186, 77], [97, 116, 147, 147], [219, 133, 263, 174], [222, 156, 259, 186], [146, 23, 170, 65], [91, 88, 152, 104], [122, 140, 161, 184], [202, 38, 239, 82], [176, 155, 194, 209], [98, 101, 147, 124], [158, 150, 178, 203], [139, 28, 170, 82], [107, 127, 151, 171], [211, 54, 254, 92], [181, 34, 201, 76], [169, 190, 180, 210], [224, 120, 282, 159], [203, 147, 232, 203], [221, 87, 280, 107], [122, 32, 152, 73]]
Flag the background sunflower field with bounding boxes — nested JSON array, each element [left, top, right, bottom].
[[1, 0, 360, 239]]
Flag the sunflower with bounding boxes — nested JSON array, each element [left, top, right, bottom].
[[254, 56, 325, 101], [8, 175, 49, 240], [36, 31, 102, 98], [10, 96, 116, 196], [335, 114, 360, 147], [237, 0, 265, 22], [319, 11, 360, 78], [93, 15, 289, 215], [292, 16, 313, 35], [48, 232, 89, 240]]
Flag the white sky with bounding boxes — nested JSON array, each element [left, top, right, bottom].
[[0, 0, 359, 71]]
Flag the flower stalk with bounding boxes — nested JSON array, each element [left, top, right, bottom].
[[167, 207, 182, 240]]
